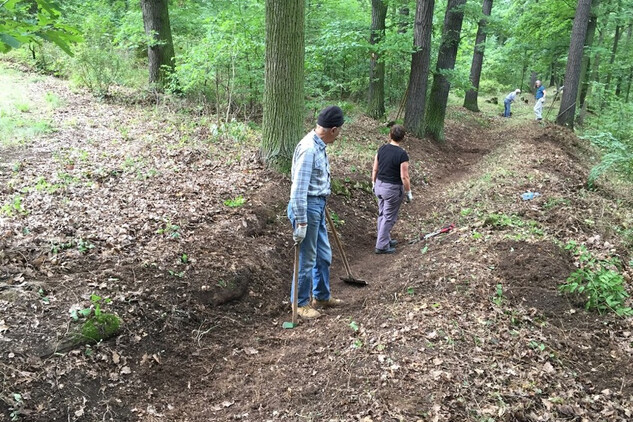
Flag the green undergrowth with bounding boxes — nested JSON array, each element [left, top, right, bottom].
[[0, 66, 56, 146], [559, 241, 632, 317], [71, 294, 121, 343], [432, 121, 633, 319]]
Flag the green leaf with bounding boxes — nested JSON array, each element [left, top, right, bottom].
[[0, 34, 22, 49], [3, 0, 19, 10], [38, 31, 74, 56]]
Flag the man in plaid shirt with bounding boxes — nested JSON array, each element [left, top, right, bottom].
[[287, 106, 345, 319]]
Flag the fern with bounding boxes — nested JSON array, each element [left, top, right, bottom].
[[582, 132, 633, 186]]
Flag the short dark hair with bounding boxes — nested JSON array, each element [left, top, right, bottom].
[[390, 124, 405, 142]]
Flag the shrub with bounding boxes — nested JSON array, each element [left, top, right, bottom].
[[70, 14, 124, 96], [582, 132, 633, 186], [559, 242, 632, 316]]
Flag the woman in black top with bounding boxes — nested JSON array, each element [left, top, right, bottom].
[[371, 124, 412, 254]]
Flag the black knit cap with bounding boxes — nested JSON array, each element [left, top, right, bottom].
[[317, 106, 345, 128]]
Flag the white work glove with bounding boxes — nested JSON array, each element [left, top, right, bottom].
[[405, 190, 413, 203], [372, 181, 375, 194], [293, 224, 307, 244]]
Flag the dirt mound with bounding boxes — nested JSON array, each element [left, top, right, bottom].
[[495, 240, 575, 313]]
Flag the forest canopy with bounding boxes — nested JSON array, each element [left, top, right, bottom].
[[2, 0, 632, 179]]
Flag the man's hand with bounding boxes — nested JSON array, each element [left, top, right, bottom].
[[293, 224, 307, 244], [405, 190, 413, 203]]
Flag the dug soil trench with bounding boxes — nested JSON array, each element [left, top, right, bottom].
[[1, 67, 632, 421]]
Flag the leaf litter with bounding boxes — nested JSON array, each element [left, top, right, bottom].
[[0, 67, 632, 421]]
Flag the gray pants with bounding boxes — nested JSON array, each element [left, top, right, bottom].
[[534, 97, 545, 119], [374, 179, 404, 250]]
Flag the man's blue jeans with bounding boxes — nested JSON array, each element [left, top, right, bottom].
[[287, 197, 332, 307], [503, 99, 511, 117]]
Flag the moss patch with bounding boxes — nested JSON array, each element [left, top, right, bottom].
[[80, 313, 120, 342]]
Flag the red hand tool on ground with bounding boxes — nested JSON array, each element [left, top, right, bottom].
[[422, 223, 455, 240]]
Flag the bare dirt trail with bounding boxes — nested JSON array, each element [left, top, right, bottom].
[[2, 64, 632, 422]]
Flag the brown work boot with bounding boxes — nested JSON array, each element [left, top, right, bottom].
[[297, 304, 321, 319], [312, 297, 344, 308]]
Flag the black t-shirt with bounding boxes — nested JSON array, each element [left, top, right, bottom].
[[376, 143, 409, 185]]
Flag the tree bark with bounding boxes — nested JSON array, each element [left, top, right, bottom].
[[626, 24, 633, 102], [463, 0, 493, 112], [603, 24, 622, 96], [557, 0, 593, 128], [368, 0, 388, 119], [404, 0, 435, 137], [425, 0, 466, 142], [579, 20, 606, 123], [626, 68, 633, 102], [577, 0, 599, 117], [615, 24, 631, 97], [549, 58, 557, 88], [140, 0, 175, 89], [398, 4, 410, 33], [261, 0, 305, 171]]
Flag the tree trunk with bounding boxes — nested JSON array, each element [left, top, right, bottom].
[[557, 0, 593, 128], [398, 4, 410, 33], [626, 68, 632, 102], [577, 0, 599, 118], [261, 0, 305, 171], [615, 24, 631, 97], [530, 71, 537, 94], [603, 24, 622, 96], [140, 0, 175, 89], [368, 0, 388, 119], [579, 21, 606, 123], [626, 24, 633, 102], [425, 0, 466, 142], [404, 0, 435, 137], [549, 59, 556, 87], [463, 0, 493, 112]]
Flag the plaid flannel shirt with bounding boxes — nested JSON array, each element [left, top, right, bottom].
[[289, 131, 331, 224]]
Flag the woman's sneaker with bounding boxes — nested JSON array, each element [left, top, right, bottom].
[[375, 246, 396, 254]]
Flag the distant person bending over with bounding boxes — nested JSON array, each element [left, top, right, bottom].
[[287, 106, 345, 320], [503, 89, 521, 117], [371, 124, 412, 254], [534, 80, 546, 121]]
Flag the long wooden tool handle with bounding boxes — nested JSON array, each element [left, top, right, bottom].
[[325, 208, 353, 278], [292, 243, 299, 325]]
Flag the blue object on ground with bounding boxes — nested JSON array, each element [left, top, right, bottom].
[[521, 192, 541, 201]]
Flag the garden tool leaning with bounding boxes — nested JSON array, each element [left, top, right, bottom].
[[325, 208, 368, 286]]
